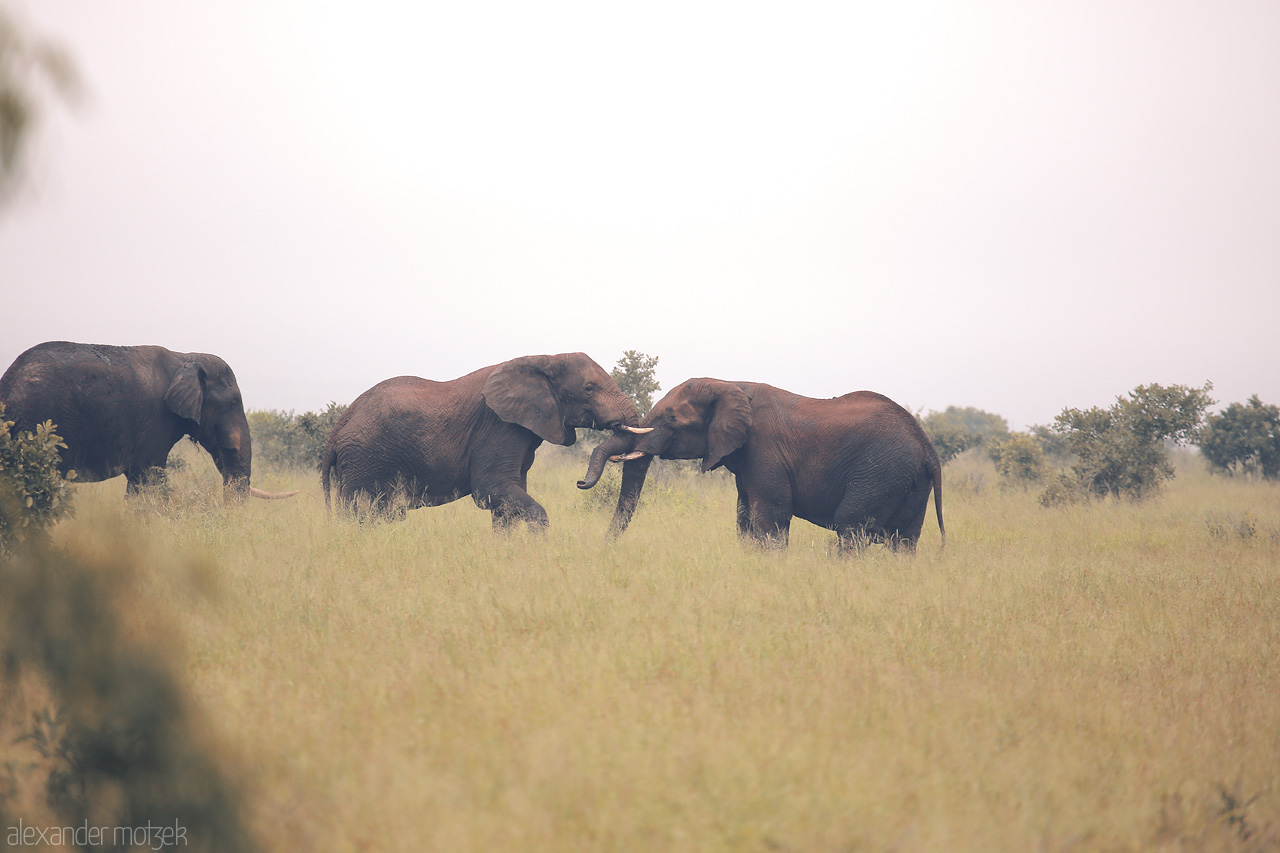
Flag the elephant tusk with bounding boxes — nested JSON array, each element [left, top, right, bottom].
[[250, 486, 300, 500], [616, 425, 654, 434], [610, 451, 648, 462]]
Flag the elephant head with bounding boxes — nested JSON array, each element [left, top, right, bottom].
[[164, 354, 294, 500], [577, 378, 750, 537], [481, 352, 645, 445]]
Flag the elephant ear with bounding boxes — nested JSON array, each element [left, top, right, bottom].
[[482, 355, 573, 445], [164, 360, 206, 424], [702, 381, 752, 472]]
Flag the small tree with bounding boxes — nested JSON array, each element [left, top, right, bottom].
[[611, 350, 660, 419], [0, 401, 75, 551], [1198, 395, 1280, 479], [1048, 382, 1213, 502]]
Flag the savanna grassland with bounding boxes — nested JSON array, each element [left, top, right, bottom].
[[15, 444, 1280, 851]]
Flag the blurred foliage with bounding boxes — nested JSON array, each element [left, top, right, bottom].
[[0, 533, 258, 851], [610, 350, 660, 420], [919, 406, 1010, 464], [0, 4, 79, 206], [988, 432, 1048, 487], [248, 402, 347, 471], [0, 401, 75, 553], [1198, 395, 1280, 480], [1046, 382, 1214, 503]]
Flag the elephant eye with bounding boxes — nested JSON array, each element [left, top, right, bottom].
[[583, 383, 597, 395]]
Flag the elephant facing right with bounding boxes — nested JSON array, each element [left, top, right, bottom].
[[578, 378, 945, 553]]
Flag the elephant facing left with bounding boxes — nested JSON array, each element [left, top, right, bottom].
[[0, 341, 297, 499]]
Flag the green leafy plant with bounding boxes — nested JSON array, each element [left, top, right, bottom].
[[0, 401, 75, 551]]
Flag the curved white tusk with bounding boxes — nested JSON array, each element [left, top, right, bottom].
[[609, 451, 648, 462], [617, 425, 654, 434], [250, 486, 300, 500]]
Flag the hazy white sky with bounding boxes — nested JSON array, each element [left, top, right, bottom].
[[3, 1, 1278, 429]]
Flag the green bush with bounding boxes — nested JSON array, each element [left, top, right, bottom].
[[1198, 395, 1280, 479], [1046, 383, 1213, 503], [0, 401, 75, 551], [247, 402, 347, 471], [988, 432, 1048, 486], [1027, 423, 1073, 464]]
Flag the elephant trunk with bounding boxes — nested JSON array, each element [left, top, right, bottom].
[[219, 465, 252, 501], [578, 432, 635, 490], [215, 452, 298, 502], [220, 478, 296, 501], [220, 473, 298, 501]]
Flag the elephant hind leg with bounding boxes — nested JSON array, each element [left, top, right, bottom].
[[881, 472, 934, 551], [832, 486, 891, 555], [338, 475, 417, 522]]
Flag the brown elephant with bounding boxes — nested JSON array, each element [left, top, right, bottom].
[[578, 378, 945, 552], [322, 352, 647, 528], [0, 341, 296, 499]]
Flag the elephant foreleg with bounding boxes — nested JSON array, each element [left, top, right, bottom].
[[125, 465, 169, 498], [480, 484, 549, 531], [735, 485, 751, 537], [736, 484, 791, 549]]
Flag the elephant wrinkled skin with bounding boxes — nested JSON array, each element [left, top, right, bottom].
[[322, 352, 642, 528], [579, 378, 945, 552], [0, 341, 296, 499]]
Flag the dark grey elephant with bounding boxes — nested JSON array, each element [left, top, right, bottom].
[[321, 352, 647, 528], [579, 378, 945, 552], [0, 341, 297, 499]]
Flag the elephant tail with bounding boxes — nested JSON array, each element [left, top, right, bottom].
[[321, 442, 336, 513], [931, 457, 946, 551]]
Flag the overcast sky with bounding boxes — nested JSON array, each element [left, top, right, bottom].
[[3, 1, 1278, 429]]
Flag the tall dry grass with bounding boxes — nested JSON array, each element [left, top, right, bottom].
[[16, 444, 1280, 850]]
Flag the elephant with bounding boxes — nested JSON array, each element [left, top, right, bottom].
[[321, 352, 648, 528], [0, 341, 297, 499], [578, 378, 945, 552]]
